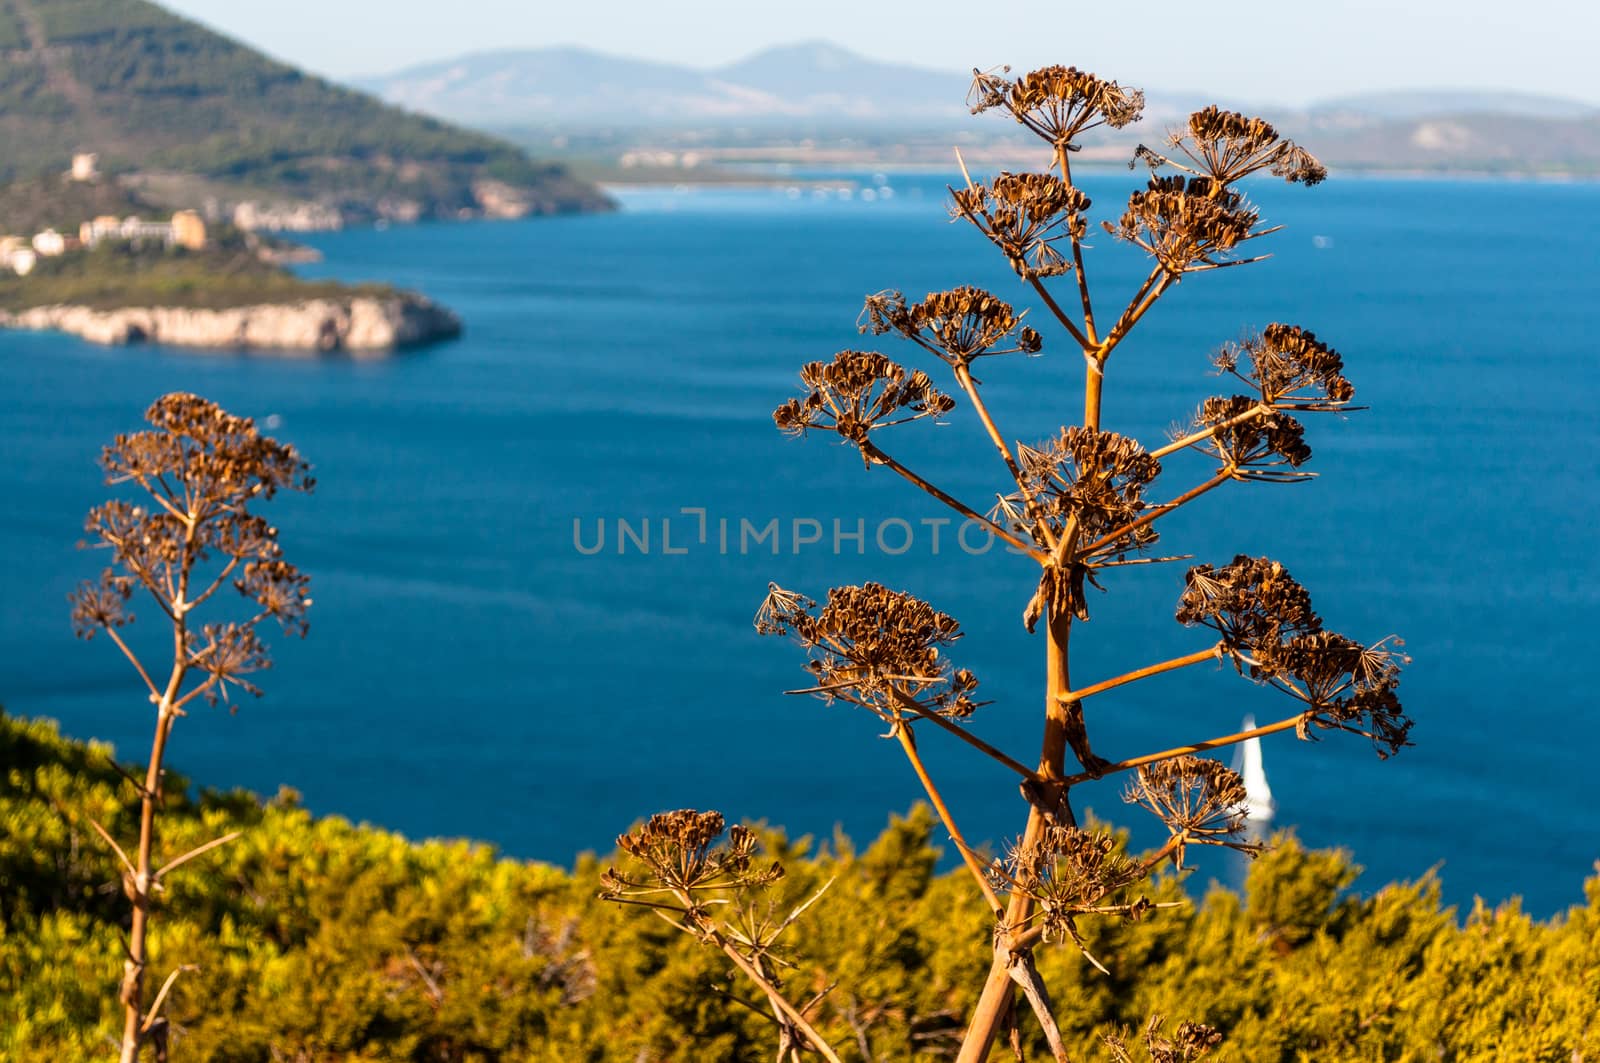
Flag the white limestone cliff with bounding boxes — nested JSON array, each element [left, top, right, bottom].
[[0, 295, 461, 354]]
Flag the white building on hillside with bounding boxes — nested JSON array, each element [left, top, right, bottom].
[[31, 229, 67, 257], [1, 240, 39, 275], [80, 214, 178, 248]]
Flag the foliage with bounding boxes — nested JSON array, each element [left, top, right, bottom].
[[2, 711, 1596, 1061], [0, 239, 391, 312]]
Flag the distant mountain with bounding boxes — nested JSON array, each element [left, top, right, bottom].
[[1308, 90, 1598, 122], [0, 0, 609, 224], [357, 43, 1600, 176], [357, 42, 976, 127], [358, 43, 1599, 132]]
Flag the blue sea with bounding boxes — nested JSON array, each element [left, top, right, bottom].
[[2, 171, 1596, 916]]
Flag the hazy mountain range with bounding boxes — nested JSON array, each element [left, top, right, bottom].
[[356, 42, 1600, 175], [0, 0, 607, 222]]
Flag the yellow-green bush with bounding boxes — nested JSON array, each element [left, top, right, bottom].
[[3, 711, 1596, 1061]]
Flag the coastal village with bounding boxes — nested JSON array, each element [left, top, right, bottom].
[[0, 153, 208, 277]]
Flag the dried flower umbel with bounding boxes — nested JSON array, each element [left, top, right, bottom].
[[622, 61, 1408, 1062], [599, 811, 839, 1063], [1105, 1016, 1225, 1063], [68, 393, 312, 1063]]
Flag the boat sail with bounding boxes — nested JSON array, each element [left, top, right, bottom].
[[1235, 714, 1276, 823]]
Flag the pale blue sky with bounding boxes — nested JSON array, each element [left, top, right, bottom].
[[161, 0, 1599, 107]]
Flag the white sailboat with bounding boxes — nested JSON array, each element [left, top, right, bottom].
[[1235, 714, 1276, 823]]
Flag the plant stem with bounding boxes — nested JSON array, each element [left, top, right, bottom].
[[1062, 713, 1307, 785], [1149, 403, 1269, 461], [1077, 468, 1234, 558], [956, 609, 1076, 1063], [1058, 645, 1220, 703], [1056, 146, 1096, 345], [893, 723, 1006, 916], [1026, 275, 1092, 350], [120, 517, 196, 1063], [952, 365, 1028, 493], [902, 703, 1042, 782], [862, 442, 1047, 562], [716, 933, 845, 1063]]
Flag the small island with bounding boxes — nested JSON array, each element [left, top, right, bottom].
[[0, 157, 461, 354]]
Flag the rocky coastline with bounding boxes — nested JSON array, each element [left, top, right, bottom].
[[0, 294, 461, 354]]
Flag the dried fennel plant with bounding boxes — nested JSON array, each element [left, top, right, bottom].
[[610, 64, 1412, 1060], [600, 811, 841, 1062], [67, 393, 313, 1063]]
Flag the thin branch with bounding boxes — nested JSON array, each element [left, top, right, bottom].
[[903, 702, 1042, 783], [1098, 267, 1175, 364], [892, 721, 1006, 917], [952, 365, 1029, 495], [1059, 645, 1221, 703], [1027, 275, 1092, 350], [140, 965, 196, 1033], [862, 441, 1048, 562], [171, 675, 221, 712], [102, 627, 160, 699], [1056, 145, 1097, 343], [1063, 712, 1308, 785], [155, 831, 241, 881], [718, 940, 846, 1063], [187, 555, 241, 610], [1008, 951, 1070, 1063], [404, 947, 443, 1006], [1150, 403, 1270, 460], [1077, 467, 1235, 558], [84, 814, 137, 881]]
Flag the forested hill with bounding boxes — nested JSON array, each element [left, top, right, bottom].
[[0, 0, 610, 222]]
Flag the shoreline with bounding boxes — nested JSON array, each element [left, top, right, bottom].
[[0, 292, 461, 354]]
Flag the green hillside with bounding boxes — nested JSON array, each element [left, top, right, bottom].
[[3, 709, 1597, 1060], [0, 0, 610, 222]]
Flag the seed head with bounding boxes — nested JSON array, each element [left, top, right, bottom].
[[1216, 324, 1355, 410], [860, 287, 1041, 367], [1193, 395, 1313, 477], [756, 582, 981, 722], [773, 350, 954, 453], [971, 64, 1145, 148], [992, 825, 1151, 946], [1112, 176, 1259, 274], [1105, 1016, 1224, 1063], [600, 810, 784, 902], [1124, 757, 1261, 868], [951, 171, 1091, 279]]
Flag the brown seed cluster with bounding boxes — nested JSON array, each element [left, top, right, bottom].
[[599, 809, 783, 903], [991, 825, 1151, 946], [1176, 556, 1321, 658], [1008, 428, 1165, 621], [1105, 1016, 1225, 1063], [1174, 106, 1329, 187], [860, 287, 1041, 367], [969, 64, 1145, 147], [1112, 176, 1260, 274], [1123, 756, 1260, 868], [1217, 324, 1355, 409], [70, 393, 314, 709], [1177, 556, 1411, 756], [950, 171, 1091, 279], [1193, 395, 1312, 477], [772, 350, 954, 449], [756, 582, 981, 722], [1018, 427, 1163, 553]]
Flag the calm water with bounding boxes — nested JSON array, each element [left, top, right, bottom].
[[2, 172, 1596, 916]]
